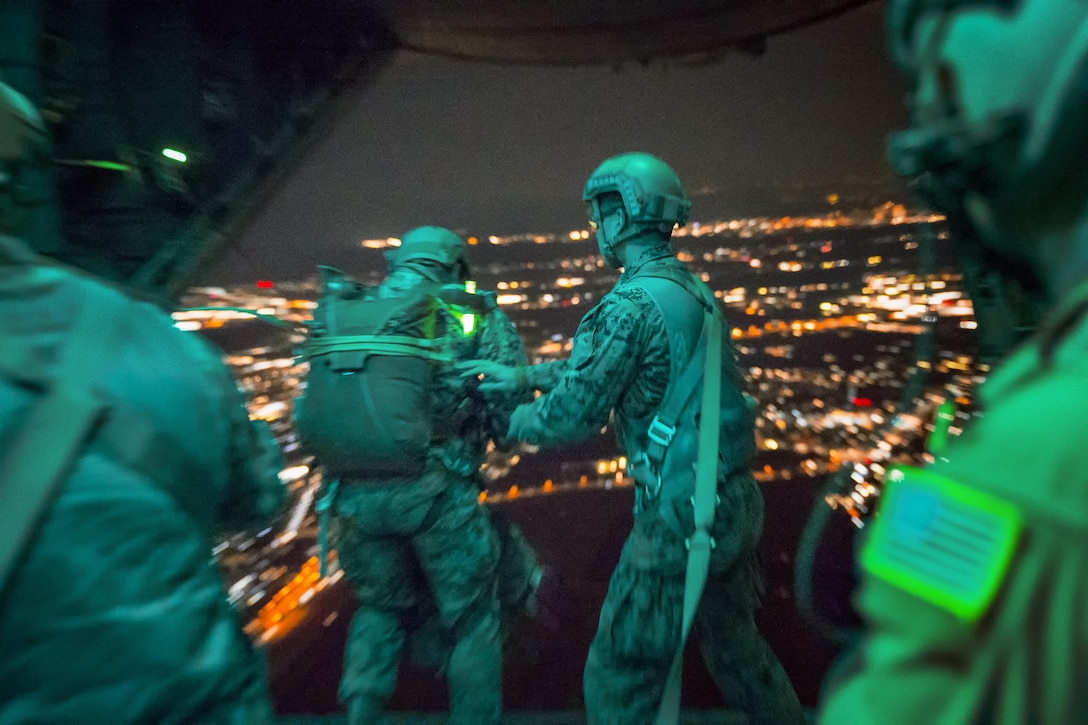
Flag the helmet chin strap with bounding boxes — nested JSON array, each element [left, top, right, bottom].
[[599, 230, 624, 268], [590, 197, 630, 267]]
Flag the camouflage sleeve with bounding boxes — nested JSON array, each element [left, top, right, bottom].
[[477, 308, 531, 445], [508, 292, 644, 446], [525, 360, 569, 392], [479, 308, 527, 368], [217, 364, 286, 530]]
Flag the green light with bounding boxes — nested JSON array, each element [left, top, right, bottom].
[[460, 282, 478, 334], [55, 159, 134, 172], [86, 160, 132, 172], [161, 148, 188, 163]]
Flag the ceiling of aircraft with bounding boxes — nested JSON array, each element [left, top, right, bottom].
[[2, 0, 876, 298], [368, 0, 875, 65]]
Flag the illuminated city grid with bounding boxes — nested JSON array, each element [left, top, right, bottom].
[[184, 202, 983, 644]]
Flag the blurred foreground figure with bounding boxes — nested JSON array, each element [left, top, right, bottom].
[[300, 226, 532, 725], [821, 2, 1088, 722], [460, 153, 802, 725], [0, 81, 284, 723]]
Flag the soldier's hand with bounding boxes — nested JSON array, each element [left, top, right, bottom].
[[455, 360, 525, 393]]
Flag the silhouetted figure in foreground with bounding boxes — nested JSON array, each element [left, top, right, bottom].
[[0, 81, 284, 724], [821, 2, 1088, 721]]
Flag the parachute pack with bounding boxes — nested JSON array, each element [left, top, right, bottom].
[[295, 266, 491, 479]]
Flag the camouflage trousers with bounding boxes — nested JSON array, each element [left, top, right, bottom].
[[402, 508, 544, 672], [584, 473, 803, 725], [334, 471, 502, 725]]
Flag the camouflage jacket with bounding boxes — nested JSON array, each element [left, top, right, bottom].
[[0, 236, 283, 723], [509, 246, 678, 448]]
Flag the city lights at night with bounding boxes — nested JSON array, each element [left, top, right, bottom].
[[193, 200, 981, 703]]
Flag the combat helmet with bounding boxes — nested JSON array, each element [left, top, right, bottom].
[[0, 81, 50, 236], [385, 225, 469, 281], [886, 0, 1088, 263], [583, 152, 691, 243]]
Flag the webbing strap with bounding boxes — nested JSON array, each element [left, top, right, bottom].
[[656, 312, 722, 725], [316, 478, 341, 578], [302, 334, 453, 362], [0, 278, 123, 600], [634, 264, 721, 475], [645, 334, 707, 470]]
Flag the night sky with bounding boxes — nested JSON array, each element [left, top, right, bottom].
[[211, 2, 909, 283]]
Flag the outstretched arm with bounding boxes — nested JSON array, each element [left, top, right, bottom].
[[474, 309, 532, 445], [507, 295, 643, 446]]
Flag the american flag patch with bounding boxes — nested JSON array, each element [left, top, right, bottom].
[[861, 465, 1022, 621]]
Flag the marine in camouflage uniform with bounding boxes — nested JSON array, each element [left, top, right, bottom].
[[0, 82, 284, 725], [465, 154, 802, 725], [333, 226, 536, 725], [821, 2, 1088, 722]]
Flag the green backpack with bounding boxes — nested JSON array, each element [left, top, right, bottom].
[[295, 266, 455, 478]]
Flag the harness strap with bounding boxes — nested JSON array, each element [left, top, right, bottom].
[[303, 334, 453, 362], [656, 304, 723, 725], [628, 261, 727, 723], [316, 478, 341, 578], [632, 262, 722, 496], [642, 329, 707, 492], [0, 277, 124, 600]]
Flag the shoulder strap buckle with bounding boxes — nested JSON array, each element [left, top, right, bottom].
[[647, 416, 676, 448]]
